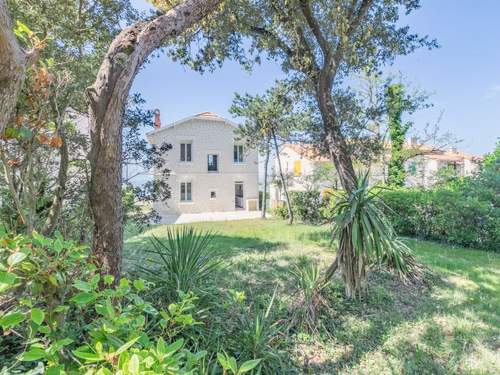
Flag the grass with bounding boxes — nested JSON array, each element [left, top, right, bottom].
[[124, 219, 500, 374]]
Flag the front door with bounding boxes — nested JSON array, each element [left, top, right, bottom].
[[235, 182, 244, 209]]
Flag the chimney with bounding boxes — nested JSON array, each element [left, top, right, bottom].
[[153, 109, 161, 129], [450, 146, 457, 153], [410, 136, 418, 146]]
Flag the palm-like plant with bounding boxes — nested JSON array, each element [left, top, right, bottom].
[[322, 173, 421, 299], [138, 226, 222, 299]]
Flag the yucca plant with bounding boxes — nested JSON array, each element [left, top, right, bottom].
[[289, 263, 330, 333], [321, 173, 421, 299], [138, 226, 222, 299]]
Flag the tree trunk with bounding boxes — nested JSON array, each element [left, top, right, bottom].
[[87, 0, 222, 280], [0, 0, 32, 134], [315, 74, 366, 298], [271, 128, 293, 224], [261, 140, 270, 219]]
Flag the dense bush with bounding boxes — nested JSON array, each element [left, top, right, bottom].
[[0, 230, 269, 373], [272, 190, 330, 224], [380, 147, 500, 252]]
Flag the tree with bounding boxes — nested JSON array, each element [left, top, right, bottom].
[[121, 94, 172, 230], [230, 83, 308, 224], [384, 82, 432, 186], [169, 0, 435, 297], [1, 0, 139, 236], [0, 0, 36, 135], [87, 0, 222, 280], [229, 95, 272, 218]]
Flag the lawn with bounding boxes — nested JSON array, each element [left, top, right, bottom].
[[124, 219, 500, 374]]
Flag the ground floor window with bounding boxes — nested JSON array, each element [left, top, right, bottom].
[[180, 182, 192, 201]]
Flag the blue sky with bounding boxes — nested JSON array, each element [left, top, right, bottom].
[[131, 0, 500, 155]]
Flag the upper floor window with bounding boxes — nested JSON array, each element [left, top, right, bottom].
[[180, 182, 192, 201], [207, 154, 218, 172], [234, 145, 244, 163], [180, 142, 192, 162]]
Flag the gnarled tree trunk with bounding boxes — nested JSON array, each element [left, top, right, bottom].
[[0, 0, 28, 134], [88, 0, 222, 280]]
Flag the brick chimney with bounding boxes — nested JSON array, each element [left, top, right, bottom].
[[153, 109, 161, 129]]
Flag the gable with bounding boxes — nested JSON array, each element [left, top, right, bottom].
[[146, 113, 239, 143]]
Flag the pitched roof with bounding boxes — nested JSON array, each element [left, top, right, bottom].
[[282, 142, 482, 163], [145, 111, 237, 139]]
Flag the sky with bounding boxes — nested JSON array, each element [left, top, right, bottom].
[[130, 0, 500, 156]]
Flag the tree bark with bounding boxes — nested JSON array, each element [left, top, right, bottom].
[[271, 128, 293, 225], [88, 0, 222, 280], [0, 0, 31, 134], [261, 140, 270, 219]]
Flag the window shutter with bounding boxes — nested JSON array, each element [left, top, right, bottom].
[[293, 160, 302, 176]]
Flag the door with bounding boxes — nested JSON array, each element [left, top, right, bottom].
[[235, 182, 244, 209]]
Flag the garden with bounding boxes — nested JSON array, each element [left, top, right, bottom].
[[1, 0, 499, 373]]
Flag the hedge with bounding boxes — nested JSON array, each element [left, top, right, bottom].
[[380, 188, 499, 252]]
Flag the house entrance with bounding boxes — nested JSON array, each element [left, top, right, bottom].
[[235, 182, 244, 209]]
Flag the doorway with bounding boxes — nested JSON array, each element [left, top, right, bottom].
[[235, 182, 244, 209]]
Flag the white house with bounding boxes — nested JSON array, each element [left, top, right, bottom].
[[270, 142, 482, 206], [146, 112, 259, 220]]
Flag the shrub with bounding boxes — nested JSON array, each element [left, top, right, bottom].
[[273, 190, 331, 224], [289, 191, 324, 224], [272, 204, 289, 220], [0, 230, 262, 373], [381, 187, 499, 251], [138, 226, 223, 299]]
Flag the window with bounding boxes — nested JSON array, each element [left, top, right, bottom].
[[210, 190, 216, 199], [293, 160, 302, 176], [180, 182, 192, 201], [234, 145, 244, 163], [180, 143, 192, 162], [207, 154, 218, 172]]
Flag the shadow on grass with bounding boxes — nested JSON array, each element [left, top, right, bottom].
[[124, 233, 284, 271], [305, 260, 499, 374], [124, 226, 499, 374]]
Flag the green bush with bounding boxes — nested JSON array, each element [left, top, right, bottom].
[[0, 230, 266, 373], [272, 190, 331, 224], [381, 144, 500, 251], [381, 187, 499, 251]]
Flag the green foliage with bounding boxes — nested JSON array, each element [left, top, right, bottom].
[[0, 231, 264, 373], [289, 191, 324, 224], [328, 174, 420, 298], [138, 226, 222, 299], [272, 190, 331, 224], [217, 351, 261, 375], [386, 83, 409, 187], [381, 143, 499, 251]]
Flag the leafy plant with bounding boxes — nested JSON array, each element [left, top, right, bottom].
[[139, 226, 222, 298], [217, 351, 261, 375], [323, 173, 421, 298], [289, 263, 329, 333]]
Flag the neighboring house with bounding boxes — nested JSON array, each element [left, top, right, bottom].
[[146, 112, 259, 218], [270, 142, 482, 205]]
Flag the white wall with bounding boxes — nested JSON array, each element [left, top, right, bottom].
[[148, 117, 259, 214]]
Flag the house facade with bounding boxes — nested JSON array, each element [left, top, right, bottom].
[[146, 112, 259, 218], [270, 142, 482, 205]]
